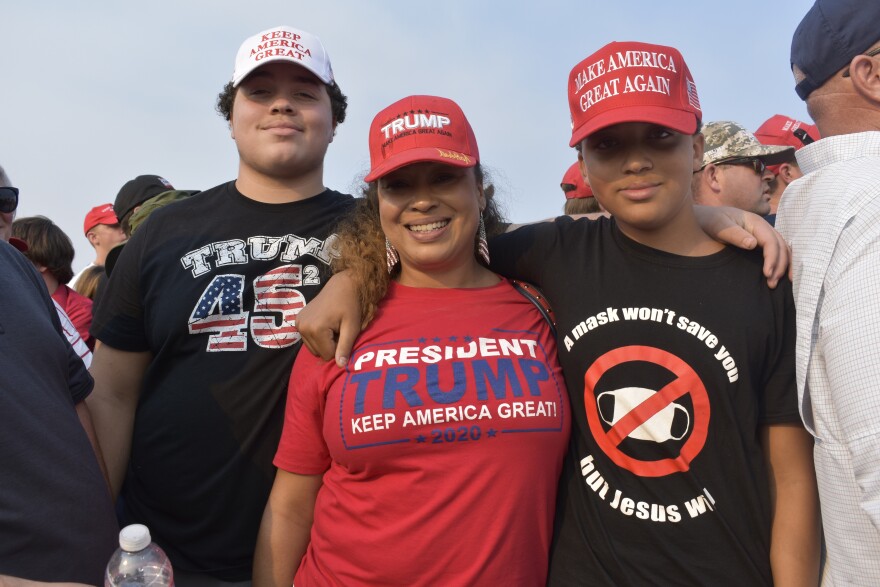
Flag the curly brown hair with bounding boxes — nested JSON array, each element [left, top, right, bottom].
[[215, 80, 348, 124], [331, 164, 505, 325]]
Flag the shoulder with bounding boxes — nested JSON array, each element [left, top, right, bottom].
[[0, 242, 46, 293], [494, 215, 608, 246], [322, 189, 356, 205]]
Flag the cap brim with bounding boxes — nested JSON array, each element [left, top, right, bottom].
[[8, 237, 28, 252], [570, 106, 698, 147], [364, 148, 477, 183], [232, 56, 333, 87], [737, 144, 795, 166]]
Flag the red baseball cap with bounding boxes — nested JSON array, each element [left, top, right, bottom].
[[561, 162, 594, 199], [8, 237, 28, 252], [568, 41, 702, 147], [754, 115, 819, 151], [365, 95, 479, 183], [83, 203, 119, 235], [755, 115, 819, 175]]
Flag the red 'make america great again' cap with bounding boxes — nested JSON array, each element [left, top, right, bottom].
[[754, 114, 819, 151], [568, 41, 702, 147], [365, 95, 479, 183]]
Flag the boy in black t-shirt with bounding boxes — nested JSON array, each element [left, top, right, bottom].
[[486, 41, 820, 586], [87, 26, 354, 581]]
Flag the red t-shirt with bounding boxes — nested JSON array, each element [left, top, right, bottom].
[[51, 284, 94, 350], [276, 279, 570, 586]]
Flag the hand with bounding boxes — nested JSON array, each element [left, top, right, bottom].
[[298, 272, 363, 367], [694, 205, 790, 288]]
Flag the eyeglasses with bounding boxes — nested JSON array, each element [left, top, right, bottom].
[[842, 47, 880, 78], [716, 158, 767, 176], [0, 187, 18, 214]]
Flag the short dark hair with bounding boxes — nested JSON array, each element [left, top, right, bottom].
[[11, 216, 75, 284], [215, 80, 348, 125]]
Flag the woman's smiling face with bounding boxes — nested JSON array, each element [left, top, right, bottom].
[[378, 162, 485, 287]]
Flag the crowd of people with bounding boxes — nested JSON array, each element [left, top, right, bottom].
[[1, 0, 879, 585]]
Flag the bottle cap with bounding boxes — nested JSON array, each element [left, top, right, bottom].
[[119, 524, 152, 552]]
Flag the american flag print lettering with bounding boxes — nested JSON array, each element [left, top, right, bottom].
[[251, 265, 307, 348], [188, 274, 249, 352]]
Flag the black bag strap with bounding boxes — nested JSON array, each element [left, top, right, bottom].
[[511, 280, 557, 338]]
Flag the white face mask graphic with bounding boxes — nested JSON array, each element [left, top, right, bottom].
[[597, 387, 690, 443]]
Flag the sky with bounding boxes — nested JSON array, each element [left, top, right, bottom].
[[0, 0, 814, 273]]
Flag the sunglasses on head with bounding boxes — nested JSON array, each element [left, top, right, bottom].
[[717, 157, 767, 176], [0, 187, 18, 214]]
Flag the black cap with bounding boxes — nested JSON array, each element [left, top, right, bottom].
[[114, 175, 174, 220], [792, 0, 880, 100]]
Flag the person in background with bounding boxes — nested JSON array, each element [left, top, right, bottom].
[[103, 188, 198, 278], [561, 161, 602, 214], [254, 94, 569, 586], [0, 174, 93, 366], [692, 121, 792, 216], [779, 0, 880, 583], [74, 264, 106, 301], [113, 175, 175, 237], [754, 114, 820, 222], [12, 216, 95, 350], [0, 166, 117, 585], [71, 203, 125, 287]]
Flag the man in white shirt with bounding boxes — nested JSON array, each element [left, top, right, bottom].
[[777, 0, 880, 583]]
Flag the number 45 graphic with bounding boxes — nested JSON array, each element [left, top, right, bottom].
[[188, 264, 318, 351]]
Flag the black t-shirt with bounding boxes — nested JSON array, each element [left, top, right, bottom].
[[490, 217, 798, 587], [92, 182, 354, 579], [0, 241, 118, 584]]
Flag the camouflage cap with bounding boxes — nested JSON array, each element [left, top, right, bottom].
[[701, 121, 794, 168]]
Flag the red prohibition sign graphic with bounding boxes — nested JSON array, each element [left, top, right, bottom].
[[584, 345, 710, 477]]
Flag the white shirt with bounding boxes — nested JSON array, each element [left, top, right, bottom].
[[52, 299, 92, 369], [777, 131, 880, 586]]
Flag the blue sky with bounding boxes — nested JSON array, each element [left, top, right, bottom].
[[0, 0, 813, 272]]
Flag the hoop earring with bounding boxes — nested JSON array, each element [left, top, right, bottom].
[[477, 212, 490, 265], [386, 238, 399, 273]]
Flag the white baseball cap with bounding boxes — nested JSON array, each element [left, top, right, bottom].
[[232, 25, 334, 87]]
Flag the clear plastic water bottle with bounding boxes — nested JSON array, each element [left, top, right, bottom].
[[105, 524, 174, 587]]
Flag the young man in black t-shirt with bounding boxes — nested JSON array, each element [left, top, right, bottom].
[[87, 26, 354, 582], [487, 41, 820, 586]]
